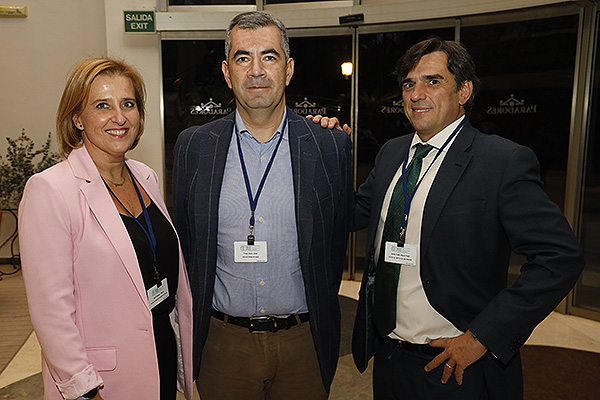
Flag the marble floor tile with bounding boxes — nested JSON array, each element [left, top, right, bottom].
[[0, 332, 40, 389], [527, 312, 600, 353], [1, 279, 599, 398]]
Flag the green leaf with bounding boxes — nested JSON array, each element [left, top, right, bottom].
[[0, 130, 62, 209]]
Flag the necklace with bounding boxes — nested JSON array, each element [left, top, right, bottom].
[[101, 164, 127, 187], [104, 177, 126, 187]]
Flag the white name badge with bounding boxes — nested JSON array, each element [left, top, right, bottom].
[[147, 278, 169, 309], [384, 242, 418, 266], [234, 241, 268, 263]]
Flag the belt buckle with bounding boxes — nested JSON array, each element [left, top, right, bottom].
[[248, 316, 274, 333]]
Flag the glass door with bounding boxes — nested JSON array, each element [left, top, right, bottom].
[[160, 6, 596, 319], [461, 13, 580, 288], [573, 10, 600, 318]]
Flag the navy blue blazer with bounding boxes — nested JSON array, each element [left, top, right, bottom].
[[173, 111, 353, 389], [352, 121, 584, 396]]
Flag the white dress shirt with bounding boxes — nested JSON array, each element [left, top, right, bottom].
[[375, 116, 466, 344]]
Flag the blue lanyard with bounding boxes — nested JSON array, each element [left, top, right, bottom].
[[235, 110, 288, 245], [103, 164, 160, 282], [398, 117, 467, 243]]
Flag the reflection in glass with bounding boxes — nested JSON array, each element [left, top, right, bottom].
[[461, 15, 579, 287], [573, 15, 600, 313], [162, 40, 231, 208], [462, 15, 578, 210], [286, 36, 352, 125]]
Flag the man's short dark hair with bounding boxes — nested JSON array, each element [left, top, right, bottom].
[[224, 11, 290, 61], [394, 37, 481, 113]]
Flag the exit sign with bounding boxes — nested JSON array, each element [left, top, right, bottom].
[[124, 10, 155, 33]]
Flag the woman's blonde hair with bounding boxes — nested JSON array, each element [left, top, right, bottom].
[[56, 58, 146, 157]]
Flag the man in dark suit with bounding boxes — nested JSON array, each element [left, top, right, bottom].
[[173, 11, 353, 400], [352, 37, 584, 399]]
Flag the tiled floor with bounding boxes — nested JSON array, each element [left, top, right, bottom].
[[1, 280, 599, 399]]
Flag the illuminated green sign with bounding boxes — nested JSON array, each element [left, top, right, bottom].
[[124, 10, 155, 33]]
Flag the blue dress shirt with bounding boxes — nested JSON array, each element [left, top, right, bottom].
[[213, 111, 308, 317]]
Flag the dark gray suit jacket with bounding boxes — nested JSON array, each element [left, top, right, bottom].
[[352, 120, 584, 397], [173, 111, 353, 389]]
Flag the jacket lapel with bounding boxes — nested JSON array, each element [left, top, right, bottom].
[[69, 146, 151, 310], [365, 136, 412, 262], [288, 114, 316, 266], [420, 123, 475, 257], [197, 115, 234, 231]]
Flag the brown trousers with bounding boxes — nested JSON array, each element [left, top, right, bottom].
[[197, 316, 329, 400]]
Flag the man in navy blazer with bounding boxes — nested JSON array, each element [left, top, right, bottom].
[[352, 37, 584, 399], [173, 11, 353, 400]]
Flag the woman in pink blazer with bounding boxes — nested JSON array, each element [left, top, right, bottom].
[[18, 58, 194, 400]]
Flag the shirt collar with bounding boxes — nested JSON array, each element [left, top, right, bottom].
[[234, 109, 289, 143], [410, 115, 465, 150]]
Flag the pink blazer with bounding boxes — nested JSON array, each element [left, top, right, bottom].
[[19, 145, 194, 400]]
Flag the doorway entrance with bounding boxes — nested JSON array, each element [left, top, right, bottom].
[[161, 3, 598, 319]]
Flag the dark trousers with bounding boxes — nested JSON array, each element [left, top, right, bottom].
[[373, 336, 491, 400]]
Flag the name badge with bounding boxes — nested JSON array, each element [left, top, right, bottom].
[[234, 241, 268, 263], [147, 278, 169, 309], [384, 242, 417, 266]]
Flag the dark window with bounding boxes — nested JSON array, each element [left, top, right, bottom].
[[162, 39, 231, 208], [286, 35, 352, 131], [462, 15, 579, 287], [574, 14, 600, 313], [462, 15, 579, 210]]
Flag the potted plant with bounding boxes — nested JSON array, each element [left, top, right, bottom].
[[0, 129, 62, 211], [0, 130, 60, 270]]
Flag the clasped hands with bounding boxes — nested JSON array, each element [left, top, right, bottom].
[[424, 329, 488, 385]]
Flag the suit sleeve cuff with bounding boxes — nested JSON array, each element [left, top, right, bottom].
[[56, 364, 103, 400]]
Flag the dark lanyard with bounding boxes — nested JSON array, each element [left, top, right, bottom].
[[397, 117, 467, 246], [235, 110, 288, 245], [103, 164, 160, 283]]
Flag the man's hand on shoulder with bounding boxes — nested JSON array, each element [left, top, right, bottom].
[[425, 330, 488, 385], [306, 114, 352, 136]]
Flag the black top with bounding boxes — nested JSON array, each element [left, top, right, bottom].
[[121, 202, 179, 314], [121, 202, 179, 400]]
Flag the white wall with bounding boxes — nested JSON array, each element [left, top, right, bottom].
[[0, 0, 107, 155], [0, 0, 106, 257], [104, 0, 164, 187]]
